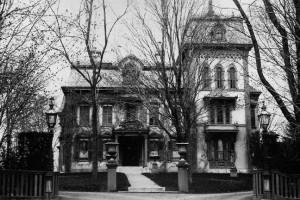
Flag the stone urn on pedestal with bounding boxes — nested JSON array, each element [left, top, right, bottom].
[[176, 142, 189, 193], [149, 151, 160, 174], [105, 142, 119, 191]]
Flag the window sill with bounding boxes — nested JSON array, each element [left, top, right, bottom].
[[208, 160, 235, 169], [78, 159, 89, 163], [206, 124, 234, 126]]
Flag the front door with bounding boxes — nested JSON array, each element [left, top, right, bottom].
[[119, 136, 143, 166]]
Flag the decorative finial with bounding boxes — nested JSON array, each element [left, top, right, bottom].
[[208, 0, 215, 16]]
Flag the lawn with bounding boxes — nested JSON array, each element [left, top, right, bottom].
[[143, 173, 252, 193], [59, 172, 130, 192]]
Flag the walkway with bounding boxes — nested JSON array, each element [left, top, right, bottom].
[[118, 166, 165, 192], [59, 191, 252, 200]]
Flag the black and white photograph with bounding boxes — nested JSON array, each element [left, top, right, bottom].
[[0, 0, 299, 199]]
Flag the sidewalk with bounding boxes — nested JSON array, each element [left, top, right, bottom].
[[59, 191, 253, 200]]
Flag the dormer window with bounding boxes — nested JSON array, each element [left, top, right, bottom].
[[215, 29, 223, 40], [122, 63, 140, 85], [211, 23, 226, 41]]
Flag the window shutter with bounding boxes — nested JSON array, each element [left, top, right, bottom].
[[222, 69, 225, 89], [208, 69, 212, 88], [73, 137, 79, 162], [167, 141, 173, 161], [224, 141, 229, 160], [147, 139, 150, 161], [158, 141, 164, 161], [207, 142, 211, 160], [97, 138, 103, 161], [88, 138, 93, 162]]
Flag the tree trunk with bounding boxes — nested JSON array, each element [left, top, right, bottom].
[[91, 85, 98, 179], [5, 118, 11, 169]]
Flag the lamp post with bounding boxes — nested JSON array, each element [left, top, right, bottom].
[[44, 97, 58, 200], [45, 97, 58, 133], [258, 101, 271, 199]]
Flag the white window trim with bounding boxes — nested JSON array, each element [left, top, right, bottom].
[[77, 105, 91, 126], [100, 104, 114, 126], [78, 138, 89, 160]]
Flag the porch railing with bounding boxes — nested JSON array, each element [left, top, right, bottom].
[[253, 169, 300, 200], [0, 170, 59, 199]]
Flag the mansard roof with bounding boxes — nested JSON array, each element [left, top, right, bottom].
[[61, 56, 162, 90], [186, 15, 252, 50]]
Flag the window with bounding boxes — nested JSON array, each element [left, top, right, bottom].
[[74, 136, 102, 162], [215, 66, 223, 88], [79, 105, 90, 126], [209, 100, 233, 124], [207, 139, 235, 168], [251, 105, 256, 128], [126, 104, 137, 121], [211, 23, 226, 41], [228, 67, 237, 89], [202, 66, 211, 88], [102, 105, 113, 125], [79, 138, 89, 160], [215, 29, 223, 40], [149, 104, 159, 125]]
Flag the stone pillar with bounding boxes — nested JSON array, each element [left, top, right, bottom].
[[177, 159, 189, 193], [262, 170, 271, 199], [107, 159, 118, 191]]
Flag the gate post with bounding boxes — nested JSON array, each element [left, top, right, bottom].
[[177, 160, 189, 192], [107, 160, 118, 191]]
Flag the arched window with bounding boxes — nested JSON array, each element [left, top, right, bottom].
[[228, 67, 237, 89], [203, 66, 210, 88], [215, 66, 223, 88]]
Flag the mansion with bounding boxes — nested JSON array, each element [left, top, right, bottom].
[[58, 9, 261, 174]]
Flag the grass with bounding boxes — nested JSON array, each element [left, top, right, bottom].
[[59, 172, 130, 192], [143, 173, 252, 193]]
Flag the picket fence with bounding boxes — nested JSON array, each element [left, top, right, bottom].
[[0, 170, 59, 199], [253, 169, 300, 200]]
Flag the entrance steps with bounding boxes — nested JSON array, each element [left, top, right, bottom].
[[117, 166, 165, 192], [117, 166, 143, 174]]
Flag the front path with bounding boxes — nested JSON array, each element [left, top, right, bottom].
[[59, 191, 252, 200]]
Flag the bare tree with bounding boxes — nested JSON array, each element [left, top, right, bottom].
[[45, 0, 129, 178], [126, 0, 209, 142], [115, 0, 235, 177], [0, 0, 57, 168], [233, 0, 300, 159]]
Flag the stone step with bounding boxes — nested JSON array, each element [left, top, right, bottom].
[[128, 186, 166, 193], [117, 166, 143, 174]]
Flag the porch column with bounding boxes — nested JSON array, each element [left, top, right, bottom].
[[144, 135, 148, 166], [115, 135, 120, 165]]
